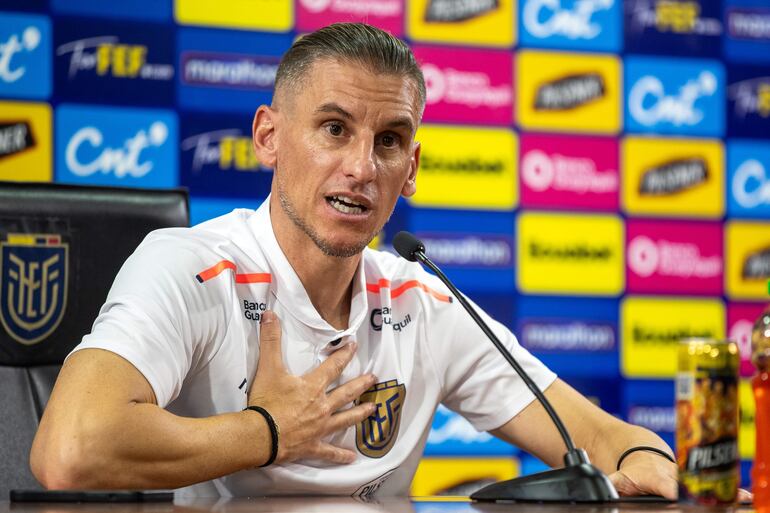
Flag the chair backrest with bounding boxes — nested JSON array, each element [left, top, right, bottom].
[[0, 181, 189, 496]]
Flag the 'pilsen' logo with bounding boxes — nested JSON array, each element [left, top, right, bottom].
[[424, 0, 499, 22], [639, 158, 708, 195], [0, 121, 35, 160], [534, 73, 605, 110], [742, 248, 770, 280]]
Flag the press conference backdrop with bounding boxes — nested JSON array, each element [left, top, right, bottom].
[[1, 0, 769, 494]]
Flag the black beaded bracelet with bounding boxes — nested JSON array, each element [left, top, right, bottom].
[[244, 406, 279, 467], [616, 446, 676, 471]]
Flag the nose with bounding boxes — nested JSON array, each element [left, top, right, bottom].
[[344, 136, 376, 184]]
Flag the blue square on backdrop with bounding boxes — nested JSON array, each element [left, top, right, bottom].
[[56, 104, 178, 189], [624, 0, 722, 57], [518, 0, 622, 52], [408, 208, 515, 294], [727, 139, 770, 219], [724, 0, 770, 64], [180, 112, 272, 199], [624, 55, 725, 137], [727, 65, 770, 139], [0, 12, 51, 99], [51, 0, 171, 21], [54, 17, 175, 106], [515, 295, 619, 379], [177, 27, 293, 113]]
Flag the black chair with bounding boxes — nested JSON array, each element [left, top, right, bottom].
[[0, 181, 189, 497]]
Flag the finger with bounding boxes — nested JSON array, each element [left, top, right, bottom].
[[737, 488, 753, 503], [257, 311, 285, 373], [608, 470, 678, 499], [307, 342, 357, 386], [310, 442, 357, 464], [327, 402, 377, 433], [327, 374, 377, 410]]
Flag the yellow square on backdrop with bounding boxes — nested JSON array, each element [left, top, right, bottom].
[[517, 211, 624, 296], [409, 124, 517, 210], [620, 296, 725, 378], [407, 0, 515, 47], [739, 379, 755, 460], [0, 101, 52, 183], [622, 137, 724, 219], [726, 221, 770, 299], [175, 0, 293, 31], [411, 457, 518, 496], [517, 50, 621, 134]]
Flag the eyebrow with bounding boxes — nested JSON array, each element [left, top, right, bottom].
[[315, 102, 415, 134]]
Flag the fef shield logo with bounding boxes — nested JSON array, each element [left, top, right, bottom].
[[625, 56, 725, 137], [519, 0, 621, 52], [0, 12, 51, 100], [1, 233, 68, 345], [728, 140, 770, 218], [356, 380, 405, 458], [54, 19, 174, 106], [56, 104, 177, 188]]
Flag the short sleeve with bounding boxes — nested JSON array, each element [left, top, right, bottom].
[[432, 296, 557, 433], [71, 236, 230, 407]]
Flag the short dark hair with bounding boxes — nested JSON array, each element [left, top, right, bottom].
[[274, 23, 426, 115]]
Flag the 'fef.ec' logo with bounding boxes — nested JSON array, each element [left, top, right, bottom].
[[1, 233, 68, 345], [356, 380, 406, 458]]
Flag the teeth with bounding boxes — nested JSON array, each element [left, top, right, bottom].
[[332, 195, 363, 207], [329, 197, 364, 214]]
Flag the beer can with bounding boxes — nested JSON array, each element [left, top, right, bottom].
[[676, 338, 740, 504]]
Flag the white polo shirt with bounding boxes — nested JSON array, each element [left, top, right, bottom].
[[74, 198, 556, 497]]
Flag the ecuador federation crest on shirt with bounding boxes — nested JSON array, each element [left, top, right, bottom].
[[356, 380, 406, 458], [1, 233, 68, 345]]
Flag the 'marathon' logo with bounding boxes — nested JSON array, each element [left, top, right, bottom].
[[424, 0, 498, 22], [181, 51, 279, 90], [534, 73, 605, 110], [521, 320, 615, 351], [0, 233, 68, 345], [0, 121, 35, 160], [727, 8, 770, 41], [639, 158, 708, 195], [420, 233, 513, 268]]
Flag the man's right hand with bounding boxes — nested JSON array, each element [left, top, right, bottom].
[[246, 310, 376, 466]]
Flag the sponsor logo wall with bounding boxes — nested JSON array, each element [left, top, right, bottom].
[[2, 0, 768, 489]]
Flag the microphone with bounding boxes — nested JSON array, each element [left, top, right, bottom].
[[392, 231, 618, 503]]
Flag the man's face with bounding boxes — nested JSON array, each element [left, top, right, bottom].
[[267, 59, 421, 258]]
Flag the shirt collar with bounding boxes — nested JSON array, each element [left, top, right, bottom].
[[249, 197, 369, 342]]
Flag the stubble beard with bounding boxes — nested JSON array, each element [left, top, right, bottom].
[[277, 179, 381, 258]]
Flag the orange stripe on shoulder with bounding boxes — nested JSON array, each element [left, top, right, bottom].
[[195, 260, 271, 284], [366, 278, 452, 303]]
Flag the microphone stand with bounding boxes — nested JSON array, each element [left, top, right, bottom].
[[398, 232, 618, 503]]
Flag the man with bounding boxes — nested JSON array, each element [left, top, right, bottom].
[[31, 23, 677, 498]]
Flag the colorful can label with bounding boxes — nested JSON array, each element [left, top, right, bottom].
[[676, 338, 740, 504]]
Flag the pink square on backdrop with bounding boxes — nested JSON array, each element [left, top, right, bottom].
[[296, 0, 404, 36], [412, 45, 513, 126], [626, 219, 723, 296], [519, 133, 619, 211], [728, 302, 767, 377]]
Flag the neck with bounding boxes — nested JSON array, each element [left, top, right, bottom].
[[269, 196, 360, 330]]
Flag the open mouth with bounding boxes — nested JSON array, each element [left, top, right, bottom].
[[326, 195, 368, 215]]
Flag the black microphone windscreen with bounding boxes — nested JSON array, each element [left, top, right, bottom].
[[392, 231, 424, 262]]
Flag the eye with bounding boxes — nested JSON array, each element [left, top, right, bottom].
[[326, 122, 344, 137], [379, 133, 400, 148]]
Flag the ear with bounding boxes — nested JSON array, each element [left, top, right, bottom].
[[401, 140, 420, 198], [252, 105, 278, 169]]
